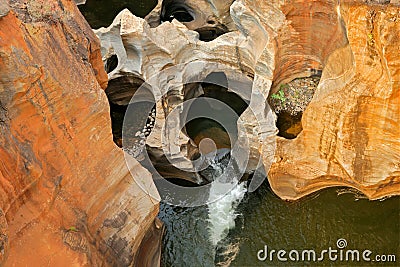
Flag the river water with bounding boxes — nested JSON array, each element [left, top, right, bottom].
[[79, 2, 400, 266], [159, 182, 399, 266]]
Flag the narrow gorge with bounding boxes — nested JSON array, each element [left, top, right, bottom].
[[0, 0, 399, 266]]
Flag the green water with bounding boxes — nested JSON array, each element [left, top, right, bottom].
[[79, 3, 400, 266], [159, 182, 399, 267]]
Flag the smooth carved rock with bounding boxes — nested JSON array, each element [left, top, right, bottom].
[[270, 3, 400, 200], [271, 0, 348, 93], [95, 1, 280, 181], [0, 0, 160, 266], [146, 0, 236, 40], [96, 0, 399, 200]]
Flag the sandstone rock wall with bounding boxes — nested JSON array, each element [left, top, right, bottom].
[[272, 0, 349, 92], [0, 0, 160, 265], [95, 0, 399, 201], [269, 2, 400, 200]]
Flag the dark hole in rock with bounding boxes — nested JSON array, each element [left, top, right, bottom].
[[109, 102, 127, 146], [105, 54, 118, 74], [269, 74, 321, 139], [161, 2, 194, 23], [166, 8, 194, 22], [183, 72, 249, 150], [106, 74, 147, 105], [160, 1, 228, 42], [195, 26, 228, 42], [186, 119, 231, 149], [105, 74, 156, 147], [275, 111, 303, 139]]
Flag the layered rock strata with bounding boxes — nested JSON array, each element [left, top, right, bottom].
[[270, 2, 400, 200], [0, 0, 161, 265]]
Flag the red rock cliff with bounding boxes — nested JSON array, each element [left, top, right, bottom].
[[0, 0, 161, 265]]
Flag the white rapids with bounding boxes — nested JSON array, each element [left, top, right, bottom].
[[200, 149, 247, 247]]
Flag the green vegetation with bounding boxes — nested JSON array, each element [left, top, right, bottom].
[[67, 226, 79, 232], [271, 86, 287, 103]]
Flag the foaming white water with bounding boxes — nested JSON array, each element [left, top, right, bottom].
[[208, 180, 247, 246], [203, 149, 247, 247]]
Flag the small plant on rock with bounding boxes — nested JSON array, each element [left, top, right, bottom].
[[271, 87, 287, 103], [67, 226, 79, 232]]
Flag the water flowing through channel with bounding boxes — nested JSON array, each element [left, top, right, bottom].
[[201, 149, 247, 249], [158, 149, 250, 266]]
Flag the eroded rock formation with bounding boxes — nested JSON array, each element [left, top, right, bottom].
[[270, 2, 400, 200], [95, 0, 399, 200], [94, 1, 279, 186], [0, 0, 161, 265]]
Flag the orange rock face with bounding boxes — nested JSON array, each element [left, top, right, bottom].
[[272, 0, 348, 91], [269, 2, 400, 200], [0, 0, 160, 266]]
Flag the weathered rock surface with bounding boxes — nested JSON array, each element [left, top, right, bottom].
[[270, 2, 400, 200], [0, 1, 10, 18], [96, 0, 399, 201], [94, 1, 280, 184], [0, 0, 160, 266]]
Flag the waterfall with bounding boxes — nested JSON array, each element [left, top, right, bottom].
[[199, 149, 247, 247], [207, 180, 247, 247]]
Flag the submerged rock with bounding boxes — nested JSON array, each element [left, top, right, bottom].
[[0, 0, 160, 266]]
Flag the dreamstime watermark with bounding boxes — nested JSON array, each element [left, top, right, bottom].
[[257, 238, 397, 263]]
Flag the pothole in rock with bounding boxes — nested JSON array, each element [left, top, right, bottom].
[[105, 74, 156, 148], [141, 72, 251, 187], [269, 75, 321, 139], [158, 0, 230, 42], [183, 72, 249, 154], [105, 54, 118, 74]]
